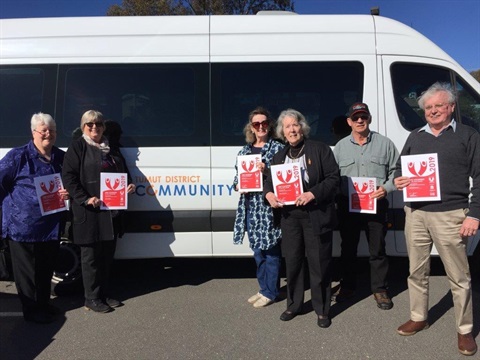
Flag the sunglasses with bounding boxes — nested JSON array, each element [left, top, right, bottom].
[[351, 115, 370, 122], [85, 122, 104, 128], [251, 120, 269, 130]]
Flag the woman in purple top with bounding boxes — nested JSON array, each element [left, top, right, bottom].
[[0, 113, 69, 324]]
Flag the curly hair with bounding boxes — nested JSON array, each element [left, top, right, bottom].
[[418, 82, 456, 110], [275, 108, 311, 141]]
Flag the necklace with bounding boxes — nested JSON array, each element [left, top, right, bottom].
[[289, 143, 305, 159]]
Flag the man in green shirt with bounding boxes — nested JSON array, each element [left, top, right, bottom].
[[333, 102, 399, 310]]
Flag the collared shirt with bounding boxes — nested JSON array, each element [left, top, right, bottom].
[[419, 119, 456, 135], [333, 131, 399, 196]]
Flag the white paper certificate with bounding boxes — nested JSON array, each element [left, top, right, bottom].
[[348, 176, 377, 214], [237, 154, 263, 192], [100, 172, 128, 210], [400, 153, 441, 202], [34, 173, 68, 216], [271, 163, 303, 205]]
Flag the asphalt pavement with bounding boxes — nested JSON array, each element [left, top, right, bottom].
[[1, 257, 479, 360]]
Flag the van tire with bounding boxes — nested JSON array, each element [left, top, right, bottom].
[[51, 239, 83, 296]]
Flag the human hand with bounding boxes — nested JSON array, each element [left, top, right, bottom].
[[266, 192, 284, 208], [256, 160, 266, 173], [394, 176, 411, 190], [370, 186, 386, 199], [459, 217, 479, 238], [87, 196, 101, 208], [58, 188, 70, 200], [295, 191, 315, 206], [127, 183, 136, 194]]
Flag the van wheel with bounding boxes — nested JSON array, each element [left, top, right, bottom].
[[51, 239, 83, 296]]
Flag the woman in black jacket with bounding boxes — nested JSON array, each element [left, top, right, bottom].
[[264, 109, 339, 328], [62, 110, 135, 313]]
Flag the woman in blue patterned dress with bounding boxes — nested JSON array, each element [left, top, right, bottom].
[[233, 107, 284, 308]]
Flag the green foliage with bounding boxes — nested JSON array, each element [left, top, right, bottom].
[[470, 69, 480, 83], [107, 0, 295, 16]]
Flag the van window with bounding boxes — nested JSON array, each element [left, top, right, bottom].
[[0, 68, 45, 146], [455, 76, 480, 132], [211, 62, 364, 146], [59, 64, 210, 147], [391, 63, 480, 132], [391, 63, 450, 131]]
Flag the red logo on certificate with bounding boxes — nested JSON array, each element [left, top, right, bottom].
[[401, 153, 441, 202], [100, 173, 128, 210], [34, 174, 68, 216], [348, 177, 376, 213], [237, 154, 263, 192], [271, 163, 303, 205]]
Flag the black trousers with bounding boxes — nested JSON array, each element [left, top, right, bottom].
[[337, 197, 389, 293], [281, 209, 332, 316], [8, 239, 59, 315], [80, 239, 117, 300]]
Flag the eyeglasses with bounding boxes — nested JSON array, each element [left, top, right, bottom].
[[351, 115, 370, 122], [251, 120, 269, 130], [34, 129, 56, 136], [85, 122, 104, 128], [424, 103, 449, 112]]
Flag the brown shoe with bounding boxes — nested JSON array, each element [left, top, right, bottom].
[[373, 292, 393, 310], [397, 320, 429, 336], [458, 333, 477, 356]]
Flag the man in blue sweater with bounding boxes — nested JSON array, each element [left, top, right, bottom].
[[394, 82, 479, 356]]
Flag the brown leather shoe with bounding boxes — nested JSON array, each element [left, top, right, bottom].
[[397, 320, 429, 336], [458, 332, 477, 356], [373, 292, 393, 310]]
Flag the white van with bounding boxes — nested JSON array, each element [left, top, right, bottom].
[[1, 13, 480, 264]]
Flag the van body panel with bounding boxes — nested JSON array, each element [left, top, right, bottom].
[[1, 14, 479, 259], [0, 16, 211, 63]]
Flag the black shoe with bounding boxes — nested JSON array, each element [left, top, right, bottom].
[[105, 298, 123, 308], [84, 299, 112, 313], [317, 315, 331, 328], [373, 292, 393, 310], [334, 288, 355, 303], [24, 310, 56, 324], [280, 310, 297, 321]]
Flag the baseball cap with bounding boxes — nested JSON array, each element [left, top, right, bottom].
[[348, 102, 370, 118]]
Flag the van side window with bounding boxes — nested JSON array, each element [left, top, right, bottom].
[[391, 63, 450, 131], [59, 64, 210, 147], [211, 62, 364, 146], [454, 77, 480, 132], [0, 67, 45, 147], [391, 63, 480, 132]]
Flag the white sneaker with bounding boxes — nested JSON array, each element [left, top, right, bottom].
[[253, 295, 273, 308], [247, 292, 261, 304]]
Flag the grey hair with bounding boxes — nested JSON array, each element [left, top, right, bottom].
[[80, 110, 104, 130], [31, 112, 56, 131], [418, 82, 456, 110], [275, 108, 311, 141]]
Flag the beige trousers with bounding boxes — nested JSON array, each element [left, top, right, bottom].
[[404, 206, 473, 334]]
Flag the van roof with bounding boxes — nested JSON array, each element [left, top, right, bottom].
[[0, 15, 457, 65]]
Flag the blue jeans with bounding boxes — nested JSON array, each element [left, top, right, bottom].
[[253, 245, 281, 301]]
